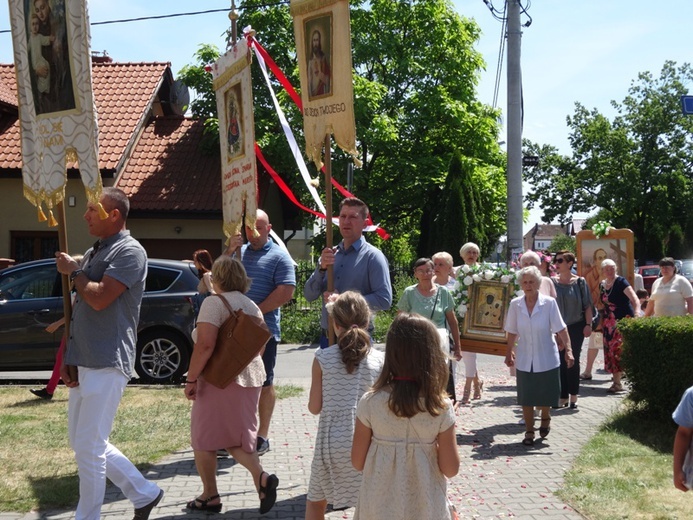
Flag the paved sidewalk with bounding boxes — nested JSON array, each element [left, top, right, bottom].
[[4, 349, 623, 520]]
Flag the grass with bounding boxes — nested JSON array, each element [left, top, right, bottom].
[[0, 383, 303, 513], [559, 401, 689, 519]]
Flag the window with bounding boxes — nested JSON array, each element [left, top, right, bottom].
[[145, 266, 182, 293], [0, 264, 59, 300], [11, 232, 59, 263]]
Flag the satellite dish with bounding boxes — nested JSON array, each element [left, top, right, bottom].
[[170, 80, 190, 115]]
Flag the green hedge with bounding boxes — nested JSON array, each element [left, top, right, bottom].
[[280, 267, 414, 344], [620, 316, 693, 419]]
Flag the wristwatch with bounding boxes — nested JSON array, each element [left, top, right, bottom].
[[69, 269, 83, 283]]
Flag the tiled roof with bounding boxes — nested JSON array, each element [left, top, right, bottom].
[[0, 66, 21, 170], [524, 223, 567, 240], [93, 62, 170, 170], [117, 116, 221, 213], [0, 74, 17, 108], [0, 62, 169, 171]]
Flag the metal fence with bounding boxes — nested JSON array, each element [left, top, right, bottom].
[[285, 260, 412, 312]]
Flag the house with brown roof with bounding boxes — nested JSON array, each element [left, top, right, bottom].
[[0, 57, 306, 264], [523, 223, 570, 251]]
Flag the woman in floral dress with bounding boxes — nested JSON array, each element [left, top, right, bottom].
[[599, 259, 639, 394]]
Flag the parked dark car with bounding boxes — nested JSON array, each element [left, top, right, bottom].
[[681, 260, 693, 285], [637, 265, 660, 293], [0, 258, 200, 383]]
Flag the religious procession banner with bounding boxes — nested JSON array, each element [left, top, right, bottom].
[[8, 0, 102, 225], [211, 36, 258, 238], [291, 0, 359, 168]]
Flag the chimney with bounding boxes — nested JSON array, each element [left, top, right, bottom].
[[91, 51, 113, 64]]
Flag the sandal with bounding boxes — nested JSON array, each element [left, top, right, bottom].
[[607, 384, 624, 394], [473, 380, 484, 400], [522, 430, 535, 446], [539, 417, 551, 438], [258, 471, 279, 514], [460, 389, 471, 405], [186, 494, 222, 513], [580, 373, 592, 380]]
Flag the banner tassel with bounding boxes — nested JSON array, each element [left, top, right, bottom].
[[47, 209, 58, 227], [37, 204, 47, 223], [98, 203, 109, 220]]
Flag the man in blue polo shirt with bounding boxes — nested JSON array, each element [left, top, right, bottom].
[[304, 197, 392, 348], [225, 209, 296, 455]]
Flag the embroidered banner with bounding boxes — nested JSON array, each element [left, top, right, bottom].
[[211, 36, 258, 238], [291, 0, 359, 169], [8, 0, 101, 224]]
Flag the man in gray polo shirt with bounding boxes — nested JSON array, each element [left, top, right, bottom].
[[56, 187, 163, 520]]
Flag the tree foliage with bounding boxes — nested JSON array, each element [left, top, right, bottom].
[[524, 61, 693, 261], [547, 233, 575, 254], [179, 0, 506, 260], [418, 152, 502, 263]]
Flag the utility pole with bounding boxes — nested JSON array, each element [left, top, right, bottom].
[[506, 0, 523, 262]]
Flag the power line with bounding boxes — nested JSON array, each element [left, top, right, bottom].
[[0, 3, 291, 35], [491, 5, 507, 109]]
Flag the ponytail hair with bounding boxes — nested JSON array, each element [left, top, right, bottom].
[[373, 312, 448, 418], [328, 291, 371, 374]]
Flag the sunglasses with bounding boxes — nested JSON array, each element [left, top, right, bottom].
[[553, 258, 565, 264]]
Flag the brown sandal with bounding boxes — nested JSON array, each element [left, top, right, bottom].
[[522, 430, 535, 446], [539, 417, 551, 438]]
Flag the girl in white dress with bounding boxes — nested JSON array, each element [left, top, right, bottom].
[[305, 292, 384, 520], [352, 313, 460, 520]]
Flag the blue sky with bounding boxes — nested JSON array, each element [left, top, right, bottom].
[[1, 0, 690, 231]]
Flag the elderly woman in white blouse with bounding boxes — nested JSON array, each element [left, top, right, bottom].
[[504, 266, 573, 446]]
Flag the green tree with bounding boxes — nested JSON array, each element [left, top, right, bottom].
[[524, 61, 693, 261], [547, 233, 575, 254], [181, 0, 506, 258]]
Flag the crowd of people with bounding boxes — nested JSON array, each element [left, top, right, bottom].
[[33, 190, 693, 519]]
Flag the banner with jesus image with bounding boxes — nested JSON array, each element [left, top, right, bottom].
[[291, 0, 359, 169], [8, 0, 102, 223]]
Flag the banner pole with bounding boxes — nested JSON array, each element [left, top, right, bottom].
[[55, 200, 78, 381], [324, 134, 336, 345], [56, 201, 71, 338]]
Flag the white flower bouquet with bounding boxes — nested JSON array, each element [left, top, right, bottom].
[[450, 263, 522, 319]]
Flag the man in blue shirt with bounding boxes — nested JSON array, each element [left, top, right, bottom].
[[304, 197, 392, 348], [673, 385, 693, 491], [225, 209, 296, 455]]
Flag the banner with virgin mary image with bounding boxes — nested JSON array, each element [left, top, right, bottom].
[[211, 36, 258, 238], [291, 0, 359, 169], [8, 0, 102, 224]]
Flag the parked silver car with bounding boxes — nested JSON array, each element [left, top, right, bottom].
[[0, 258, 200, 383]]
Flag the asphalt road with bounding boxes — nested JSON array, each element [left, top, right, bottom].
[[0, 343, 508, 388]]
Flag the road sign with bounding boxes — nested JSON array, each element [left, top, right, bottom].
[[682, 95, 693, 115], [522, 155, 539, 167]]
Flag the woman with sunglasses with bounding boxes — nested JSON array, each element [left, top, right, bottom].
[[552, 251, 594, 409]]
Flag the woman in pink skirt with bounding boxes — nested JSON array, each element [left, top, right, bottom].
[[183, 256, 278, 514]]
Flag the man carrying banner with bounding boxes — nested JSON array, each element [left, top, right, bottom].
[[56, 188, 164, 520], [224, 209, 296, 455], [304, 197, 392, 348]]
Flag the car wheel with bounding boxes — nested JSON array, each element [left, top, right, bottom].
[[136, 329, 190, 384]]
